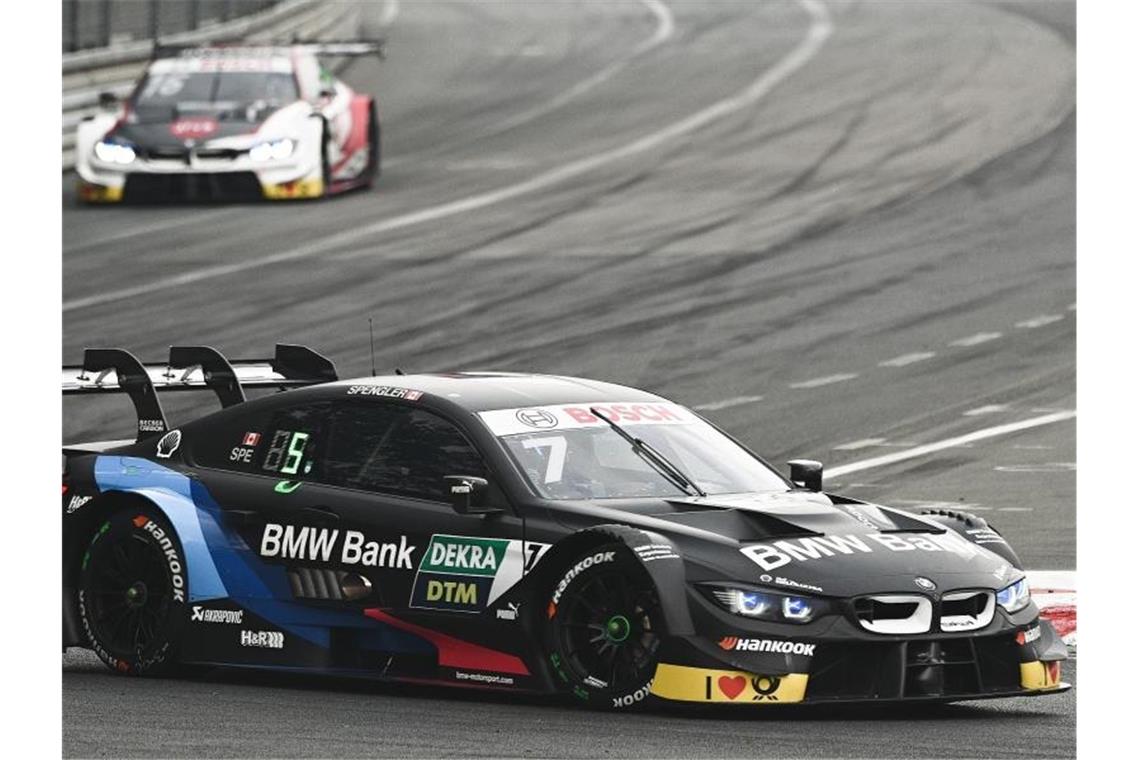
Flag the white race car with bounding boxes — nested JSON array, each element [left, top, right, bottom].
[[76, 42, 382, 203]]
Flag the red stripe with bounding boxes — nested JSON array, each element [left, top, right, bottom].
[[363, 608, 530, 676], [1039, 603, 1077, 637]]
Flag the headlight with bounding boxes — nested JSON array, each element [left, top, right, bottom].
[[997, 577, 1030, 613], [708, 586, 820, 624], [249, 138, 295, 162], [93, 140, 136, 165]]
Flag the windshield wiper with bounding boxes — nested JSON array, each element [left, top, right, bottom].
[[589, 406, 707, 498]]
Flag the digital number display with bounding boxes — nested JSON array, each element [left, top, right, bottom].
[[262, 430, 312, 475]]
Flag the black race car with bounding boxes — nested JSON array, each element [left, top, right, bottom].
[[62, 344, 1069, 708]]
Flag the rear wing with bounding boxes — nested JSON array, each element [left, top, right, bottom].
[[152, 38, 386, 61], [63, 344, 336, 441]]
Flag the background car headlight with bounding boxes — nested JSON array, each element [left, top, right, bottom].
[[708, 586, 820, 624], [249, 138, 295, 162], [93, 140, 136, 165], [997, 577, 1030, 613]]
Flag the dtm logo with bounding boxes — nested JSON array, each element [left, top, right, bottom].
[[516, 408, 558, 429], [240, 630, 284, 649], [718, 637, 816, 656]]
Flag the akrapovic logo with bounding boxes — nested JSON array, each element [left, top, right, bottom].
[[551, 551, 615, 605], [191, 606, 243, 625], [240, 630, 284, 649], [718, 636, 816, 656], [134, 516, 185, 603]]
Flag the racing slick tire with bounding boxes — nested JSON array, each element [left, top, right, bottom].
[[77, 507, 189, 676], [543, 544, 663, 710], [320, 118, 332, 197]]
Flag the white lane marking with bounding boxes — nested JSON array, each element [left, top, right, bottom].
[[378, 0, 400, 27], [993, 462, 1076, 473], [692, 395, 763, 411], [64, 0, 833, 312], [386, 0, 675, 169], [895, 500, 984, 512], [1028, 570, 1076, 592], [826, 410, 1076, 479], [833, 438, 886, 451], [963, 404, 1009, 416], [950, 332, 1003, 347], [789, 373, 858, 389], [1013, 444, 1054, 450], [879, 352, 936, 368], [996, 506, 1034, 512], [1016, 314, 1065, 329]]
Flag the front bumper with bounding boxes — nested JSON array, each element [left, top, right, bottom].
[[648, 587, 1070, 705]]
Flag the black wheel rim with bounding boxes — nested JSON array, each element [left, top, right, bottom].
[[86, 528, 174, 660], [554, 566, 662, 691]]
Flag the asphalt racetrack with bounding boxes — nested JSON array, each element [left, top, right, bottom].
[[62, 1, 1076, 757]]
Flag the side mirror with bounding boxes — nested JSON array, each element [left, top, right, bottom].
[[444, 475, 501, 516], [787, 459, 823, 492], [98, 92, 119, 111]]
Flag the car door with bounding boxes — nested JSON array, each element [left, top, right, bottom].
[[295, 399, 538, 619]]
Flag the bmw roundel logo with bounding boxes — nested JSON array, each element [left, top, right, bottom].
[[516, 408, 558, 429], [914, 576, 937, 591]]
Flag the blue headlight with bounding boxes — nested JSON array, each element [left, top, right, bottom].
[[997, 577, 1030, 613], [782, 596, 813, 620], [734, 590, 774, 616], [710, 586, 819, 623]]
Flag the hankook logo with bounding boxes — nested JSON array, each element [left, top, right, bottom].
[[515, 408, 558, 429]]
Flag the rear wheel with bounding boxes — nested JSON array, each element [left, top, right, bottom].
[[77, 508, 188, 675], [544, 545, 663, 709]]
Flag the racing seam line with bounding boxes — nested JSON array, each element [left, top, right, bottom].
[[63, 0, 833, 312], [826, 410, 1076, 479]]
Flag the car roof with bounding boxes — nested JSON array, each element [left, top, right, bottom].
[[325, 373, 670, 413]]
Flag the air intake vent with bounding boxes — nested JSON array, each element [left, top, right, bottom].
[[288, 567, 345, 600], [853, 594, 933, 634], [940, 590, 995, 632]]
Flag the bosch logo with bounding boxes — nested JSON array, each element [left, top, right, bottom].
[[914, 576, 937, 591], [516, 408, 558, 429]]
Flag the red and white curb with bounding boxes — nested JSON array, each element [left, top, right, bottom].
[[1027, 570, 1076, 648]]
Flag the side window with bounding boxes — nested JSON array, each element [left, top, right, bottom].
[[192, 402, 329, 480], [324, 404, 487, 501]]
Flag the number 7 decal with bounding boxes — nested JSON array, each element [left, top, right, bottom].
[[521, 436, 567, 484]]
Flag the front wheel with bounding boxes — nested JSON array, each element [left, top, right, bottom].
[[543, 544, 663, 709], [77, 507, 188, 675]]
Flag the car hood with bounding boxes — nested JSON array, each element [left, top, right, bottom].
[[544, 491, 1018, 598], [106, 101, 303, 150]]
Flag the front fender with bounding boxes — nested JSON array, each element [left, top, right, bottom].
[[534, 524, 694, 636]]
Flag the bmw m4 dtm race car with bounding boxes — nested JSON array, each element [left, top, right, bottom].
[[75, 42, 382, 203], [62, 344, 1069, 709]]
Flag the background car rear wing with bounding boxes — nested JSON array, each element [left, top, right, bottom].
[[152, 39, 386, 61], [63, 344, 337, 441]]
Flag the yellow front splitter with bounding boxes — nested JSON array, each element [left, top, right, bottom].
[[650, 663, 809, 704], [77, 181, 123, 203], [261, 177, 324, 200]]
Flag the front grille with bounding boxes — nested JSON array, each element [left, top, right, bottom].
[[853, 594, 932, 634], [940, 591, 995, 632], [805, 633, 1021, 701], [195, 148, 242, 161], [122, 171, 263, 203]]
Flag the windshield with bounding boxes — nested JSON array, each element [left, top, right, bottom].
[[483, 403, 788, 500], [133, 71, 298, 119]]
